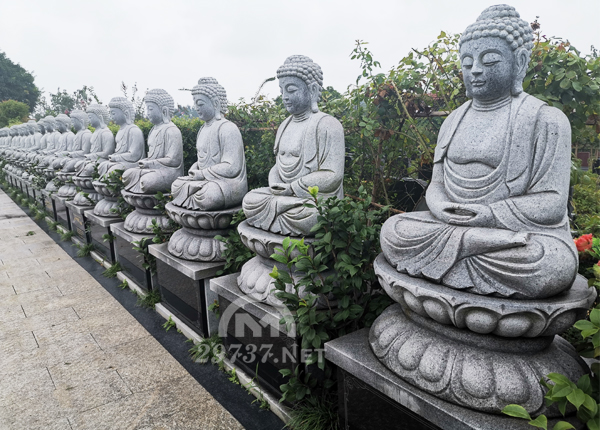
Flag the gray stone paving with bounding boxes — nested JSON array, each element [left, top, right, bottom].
[[0, 189, 244, 430]]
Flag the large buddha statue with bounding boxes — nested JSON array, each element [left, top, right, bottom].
[[380, 10, 576, 300], [166, 78, 248, 261], [72, 105, 115, 206], [369, 5, 596, 417], [237, 56, 345, 305], [242, 56, 345, 237], [121, 89, 183, 233], [92, 97, 146, 217]]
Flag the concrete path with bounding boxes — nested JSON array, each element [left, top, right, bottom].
[[0, 189, 244, 430]]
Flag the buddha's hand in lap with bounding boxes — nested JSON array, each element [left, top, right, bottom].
[[439, 202, 495, 227], [191, 170, 205, 181], [138, 160, 148, 169], [270, 183, 293, 196]]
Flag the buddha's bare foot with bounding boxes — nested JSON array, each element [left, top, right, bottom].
[[460, 228, 528, 259]]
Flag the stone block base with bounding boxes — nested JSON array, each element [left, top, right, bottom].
[[86, 211, 121, 264], [111, 222, 155, 291]]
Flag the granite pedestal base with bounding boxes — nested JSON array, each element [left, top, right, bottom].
[[52, 194, 72, 231], [42, 190, 56, 220], [72, 175, 101, 206], [122, 191, 173, 235], [110, 222, 155, 291], [149, 242, 223, 337], [65, 201, 92, 243], [211, 273, 303, 400], [326, 329, 584, 430], [56, 172, 77, 198], [85, 211, 121, 264], [92, 180, 120, 217]]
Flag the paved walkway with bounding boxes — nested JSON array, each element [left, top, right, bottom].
[[0, 189, 243, 430]]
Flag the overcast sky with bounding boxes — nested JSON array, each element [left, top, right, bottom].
[[0, 0, 597, 109]]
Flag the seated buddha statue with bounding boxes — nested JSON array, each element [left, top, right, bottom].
[[36, 116, 60, 168], [380, 6, 577, 300], [122, 89, 183, 194], [171, 78, 247, 210], [74, 104, 115, 177], [242, 55, 345, 236], [50, 114, 75, 169], [97, 97, 146, 179], [61, 110, 93, 173]]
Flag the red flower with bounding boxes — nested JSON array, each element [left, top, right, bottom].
[[574, 234, 593, 252]]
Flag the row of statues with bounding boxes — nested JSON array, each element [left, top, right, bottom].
[[1, 4, 596, 417]]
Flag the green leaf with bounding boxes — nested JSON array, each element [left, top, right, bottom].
[[572, 81, 583, 92], [502, 404, 532, 420], [528, 414, 548, 429], [566, 388, 585, 410], [587, 416, 600, 430], [590, 309, 600, 326], [560, 79, 571, 89], [552, 422, 575, 430]]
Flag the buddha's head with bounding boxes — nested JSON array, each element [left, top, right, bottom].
[[9, 126, 18, 137], [192, 77, 228, 122], [44, 116, 56, 133], [55, 114, 71, 133], [70, 110, 88, 132], [27, 120, 37, 135], [144, 89, 174, 125], [37, 120, 46, 135], [108, 97, 135, 126], [459, 5, 534, 100], [86, 104, 110, 129], [277, 55, 323, 115]]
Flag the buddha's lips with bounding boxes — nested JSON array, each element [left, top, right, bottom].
[[471, 80, 486, 87]]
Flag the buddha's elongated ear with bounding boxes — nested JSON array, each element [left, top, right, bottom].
[[512, 47, 529, 96], [214, 99, 222, 121], [309, 82, 320, 113], [162, 106, 170, 123]]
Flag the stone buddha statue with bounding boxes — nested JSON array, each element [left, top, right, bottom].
[[166, 78, 248, 261], [171, 78, 247, 211], [50, 114, 75, 169], [72, 105, 115, 205], [92, 97, 146, 217], [242, 56, 345, 237], [369, 5, 596, 417], [37, 117, 60, 169], [74, 104, 115, 177], [237, 56, 345, 305], [123, 89, 183, 194], [379, 7, 576, 300], [61, 110, 93, 173], [96, 97, 146, 179], [121, 89, 183, 233]]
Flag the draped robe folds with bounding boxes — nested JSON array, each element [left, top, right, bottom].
[[97, 125, 146, 179], [381, 93, 578, 299], [243, 112, 345, 237], [51, 131, 75, 169], [62, 129, 92, 172], [123, 122, 184, 194], [75, 128, 115, 177], [171, 119, 247, 211], [37, 131, 60, 167]]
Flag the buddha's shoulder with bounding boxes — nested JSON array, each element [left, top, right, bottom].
[[315, 112, 343, 132], [537, 103, 570, 128]]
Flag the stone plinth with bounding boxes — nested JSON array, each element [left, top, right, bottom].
[[41, 190, 56, 220], [149, 242, 223, 337], [56, 171, 77, 198], [85, 211, 121, 264], [65, 201, 93, 243], [165, 202, 239, 262], [121, 190, 172, 234], [326, 329, 584, 430], [110, 222, 155, 291], [92, 180, 121, 217], [236, 221, 333, 308], [51, 194, 71, 230], [72, 175, 100, 207], [370, 255, 596, 417], [210, 273, 302, 399]]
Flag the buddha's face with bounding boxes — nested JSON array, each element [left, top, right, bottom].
[[110, 107, 126, 126], [38, 124, 45, 134], [193, 94, 216, 122], [146, 101, 163, 125], [279, 76, 311, 115], [45, 122, 55, 133], [72, 118, 83, 132], [56, 121, 67, 133], [460, 37, 516, 101], [88, 113, 101, 128]]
